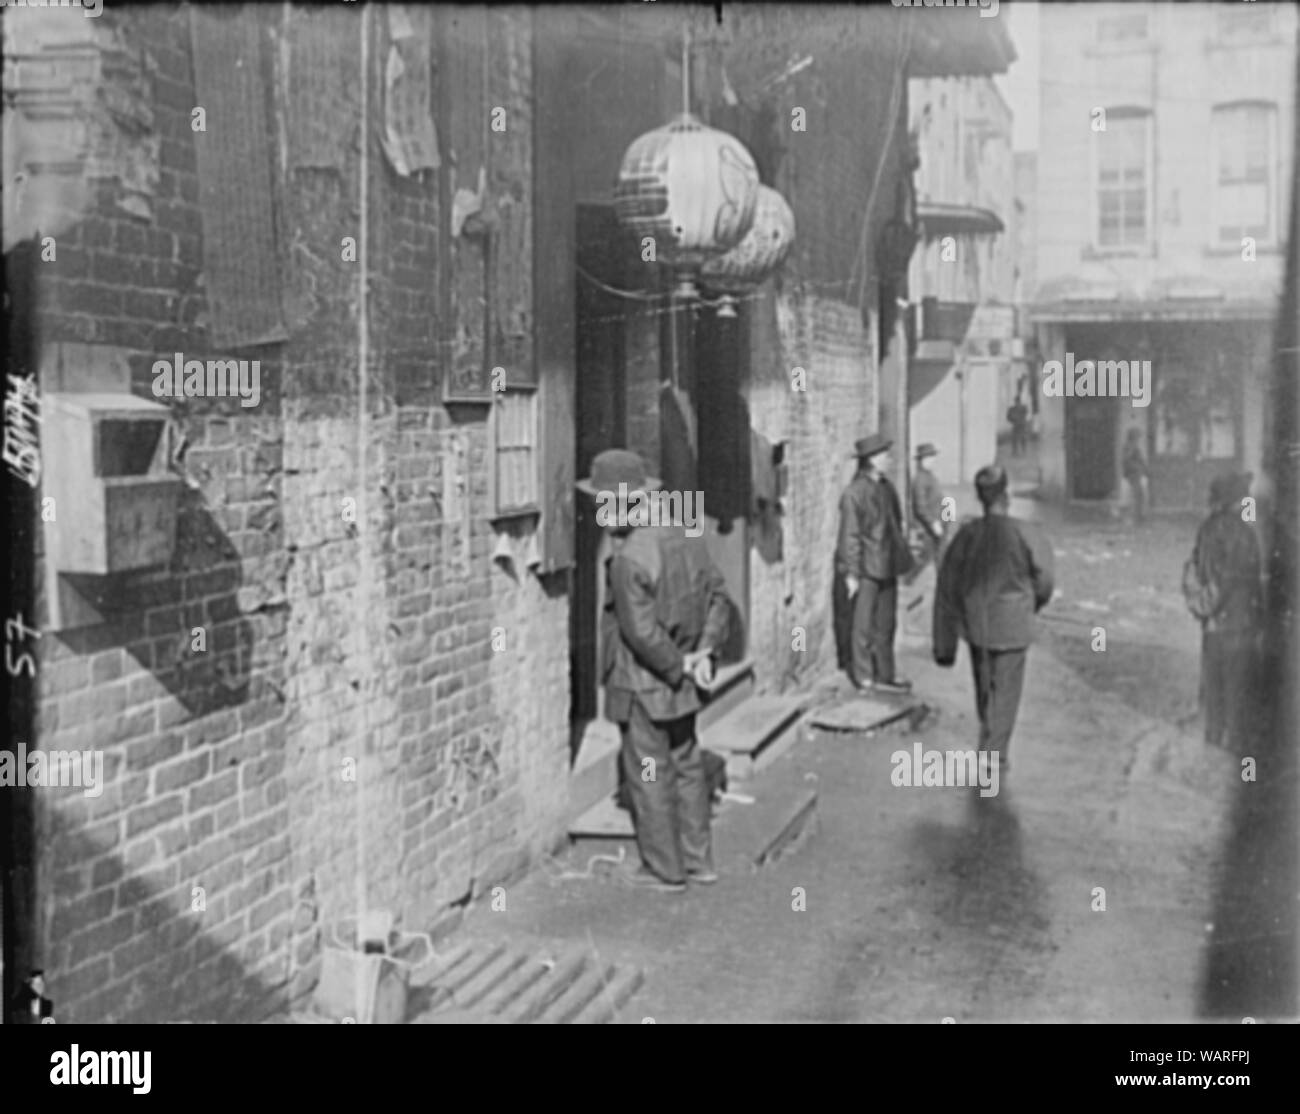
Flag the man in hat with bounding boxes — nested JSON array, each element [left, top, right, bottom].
[[1121, 427, 1149, 526], [1188, 471, 1260, 751], [581, 449, 732, 893], [934, 465, 1055, 774], [836, 433, 915, 695], [911, 442, 947, 569]]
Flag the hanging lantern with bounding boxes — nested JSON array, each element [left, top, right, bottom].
[[613, 112, 760, 295], [699, 184, 796, 316]]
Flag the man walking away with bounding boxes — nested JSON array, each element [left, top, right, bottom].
[[1007, 398, 1029, 457], [1122, 427, 1149, 526], [1187, 472, 1261, 752], [933, 465, 1055, 774], [911, 442, 947, 570], [582, 449, 732, 893], [836, 433, 915, 695]]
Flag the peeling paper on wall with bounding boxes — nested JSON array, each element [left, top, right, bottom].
[[381, 5, 440, 177]]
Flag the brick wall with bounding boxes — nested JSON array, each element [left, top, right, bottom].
[[706, 7, 908, 692], [25, 3, 568, 1023]]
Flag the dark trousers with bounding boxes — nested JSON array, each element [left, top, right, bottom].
[[851, 576, 897, 684], [969, 644, 1028, 761], [618, 698, 712, 884], [1201, 629, 1253, 749]]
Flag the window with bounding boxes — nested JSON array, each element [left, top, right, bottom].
[[1096, 110, 1150, 248], [1213, 103, 1276, 245], [490, 386, 539, 517], [1216, 4, 1274, 41], [1097, 11, 1147, 43]]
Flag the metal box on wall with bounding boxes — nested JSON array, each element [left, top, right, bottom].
[[44, 393, 181, 575]]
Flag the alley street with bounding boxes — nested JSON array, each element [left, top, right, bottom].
[[451, 493, 1286, 1022]]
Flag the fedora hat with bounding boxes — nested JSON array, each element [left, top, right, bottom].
[[576, 448, 661, 496], [850, 432, 892, 459], [914, 442, 938, 460]]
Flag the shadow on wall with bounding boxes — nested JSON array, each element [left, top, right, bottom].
[[40, 808, 298, 1022], [51, 495, 259, 718]]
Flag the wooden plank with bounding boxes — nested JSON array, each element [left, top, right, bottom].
[[503, 948, 587, 1023], [699, 696, 805, 757], [536, 961, 616, 1024], [570, 966, 645, 1025], [532, 11, 576, 572]]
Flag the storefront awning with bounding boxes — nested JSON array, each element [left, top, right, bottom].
[[917, 202, 1004, 237]]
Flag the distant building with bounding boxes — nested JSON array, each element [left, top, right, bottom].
[[908, 74, 1017, 490], [1029, 1, 1297, 509]]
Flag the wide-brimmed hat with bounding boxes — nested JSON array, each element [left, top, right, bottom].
[[850, 432, 892, 459], [914, 442, 938, 460], [576, 448, 661, 496]]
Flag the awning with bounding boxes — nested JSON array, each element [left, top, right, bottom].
[[1029, 299, 1277, 324], [905, 7, 1017, 77], [917, 202, 1004, 237]]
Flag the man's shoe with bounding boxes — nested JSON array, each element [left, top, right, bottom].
[[873, 677, 912, 695], [686, 868, 719, 885], [622, 866, 687, 893]]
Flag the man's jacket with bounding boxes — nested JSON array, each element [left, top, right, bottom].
[[912, 468, 944, 532], [1193, 510, 1260, 633], [835, 469, 914, 581], [602, 524, 731, 723], [934, 513, 1055, 660]]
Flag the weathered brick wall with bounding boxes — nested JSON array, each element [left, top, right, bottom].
[[706, 7, 907, 692], [747, 292, 877, 690], [30, 5, 294, 1022], [27, 3, 568, 1023]]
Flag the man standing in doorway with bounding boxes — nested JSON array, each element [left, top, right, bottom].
[[583, 449, 732, 894], [934, 465, 1055, 774], [836, 433, 915, 695]]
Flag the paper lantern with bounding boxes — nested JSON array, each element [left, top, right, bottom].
[[613, 113, 760, 271], [700, 184, 796, 294]]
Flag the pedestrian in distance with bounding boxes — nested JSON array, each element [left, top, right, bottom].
[[933, 465, 1055, 775], [1007, 397, 1030, 457], [835, 433, 916, 696], [1183, 472, 1261, 753], [1122, 427, 1150, 526], [582, 449, 732, 894], [911, 442, 948, 571]]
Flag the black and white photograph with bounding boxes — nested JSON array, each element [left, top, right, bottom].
[[2, 0, 1298, 1069]]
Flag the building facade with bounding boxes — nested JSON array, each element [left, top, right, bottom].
[[1030, 1, 1297, 508], [2, 2, 1010, 1022], [907, 72, 1017, 490]]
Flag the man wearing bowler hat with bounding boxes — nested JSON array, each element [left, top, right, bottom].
[[836, 432, 915, 695], [579, 449, 732, 893]]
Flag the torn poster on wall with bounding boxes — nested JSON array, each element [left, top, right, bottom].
[[382, 6, 440, 177]]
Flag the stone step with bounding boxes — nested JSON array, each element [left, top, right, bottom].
[[697, 658, 756, 732], [567, 692, 809, 841], [700, 694, 807, 781], [476, 954, 554, 1016]]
